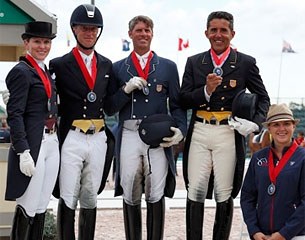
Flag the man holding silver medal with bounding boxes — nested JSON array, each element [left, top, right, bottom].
[[106, 15, 187, 239], [49, 4, 115, 239], [180, 11, 270, 239]]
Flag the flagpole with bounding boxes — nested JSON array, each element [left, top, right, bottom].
[[176, 49, 179, 74], [276, 51, 283, 104], [177, 36, 180, 79]]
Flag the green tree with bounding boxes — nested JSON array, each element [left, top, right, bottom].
[[290, 102, 305, 136]]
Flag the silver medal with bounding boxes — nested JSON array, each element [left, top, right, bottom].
[[87, 91, 97, 102], [267, 183, 276, 196], [213, 67, 223, 77], [142, 86, 149, 95]]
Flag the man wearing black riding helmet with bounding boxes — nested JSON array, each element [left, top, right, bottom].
[[49, 4, 115, 240], [69, 4, 103, 51]]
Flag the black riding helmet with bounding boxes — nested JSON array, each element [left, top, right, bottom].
[[70, 4, 103, 50], [138, 114, 177, 148]]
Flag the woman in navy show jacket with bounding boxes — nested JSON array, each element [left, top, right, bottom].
[[5, 21, 59, 239], [241, 103, 305, 240]]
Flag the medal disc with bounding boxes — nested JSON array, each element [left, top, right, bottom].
[[47, 99, 51, 111], [213, 67, 223, 77], [142, 86, 149, 95], [267, 183, 276, 195], [87, 91, 97, 102]]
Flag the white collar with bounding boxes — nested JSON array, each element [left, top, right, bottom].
[[79, 50, 94, 62], [135, 51, 151, 60], [27, 52, 45, 70]]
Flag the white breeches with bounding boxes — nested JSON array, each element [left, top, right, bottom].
[[59, 129, 107, 209], [17, 132, 59, 217], [120, 127, 168, 206], [187, 122, 236, 203]]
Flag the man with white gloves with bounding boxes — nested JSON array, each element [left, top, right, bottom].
[[106, 15, 187, 240], [179, 11, 270, 240]]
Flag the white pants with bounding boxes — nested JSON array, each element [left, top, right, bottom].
[[120, 127, 168, 205], [187, 121, 236, 203], [292, 237, 305, 240], [17, 132, 59, 217], [60, 129, 107, 209]]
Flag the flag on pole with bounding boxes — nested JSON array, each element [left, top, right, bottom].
[[282, 40, 295, 53], [122, 39, 131, 51], [66, 32, 70, 47], [178, 38, 189, 51]]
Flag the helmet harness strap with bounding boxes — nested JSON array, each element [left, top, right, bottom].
[[74, 30, 102, 50]]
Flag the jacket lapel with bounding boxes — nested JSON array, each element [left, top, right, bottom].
[[125, 52, 158, 79], [68, 51, 89, 89], [94, 52, 109, 91], [221, 49, 238, 77], [125, 54, 138, 78], [200, 51, 214, 77], [148, 51, 158, 76]]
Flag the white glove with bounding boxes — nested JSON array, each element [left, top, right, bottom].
[[228, 116, 259, 137], [19, 150, 35, 177], [160, 127, 184, 148], [1, 89, 10, 105], [123, 77, 147, 94]]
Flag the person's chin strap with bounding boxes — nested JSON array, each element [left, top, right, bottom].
[[74, 28, 102, 50]]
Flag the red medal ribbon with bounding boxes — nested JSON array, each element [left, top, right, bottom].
[[268, 140, 298, 184], [210, 47, 231, 66], [131, 51, 153, 80], [26, 54, 51, 99], [72, 47, 97, 90]]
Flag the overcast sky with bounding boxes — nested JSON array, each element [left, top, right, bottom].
[[1, 0, 305, 105]]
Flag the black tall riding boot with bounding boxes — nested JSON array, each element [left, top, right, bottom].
[[10, 205, 32, 240], [212, 197, 234, 240], [29, 212, 46, 240], [186, 198, 204, 240], [123, 200, 142, 240], [146, 197, 165, 240], [78, 208, 97, 240], [57, 198, 76, 240]]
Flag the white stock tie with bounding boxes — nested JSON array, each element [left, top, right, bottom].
[[85, 57, 92, 75]]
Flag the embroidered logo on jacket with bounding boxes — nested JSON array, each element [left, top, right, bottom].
[[229, 80, 237, 88], [257, 157, 268, 167], [156, 84, 163, 92]]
